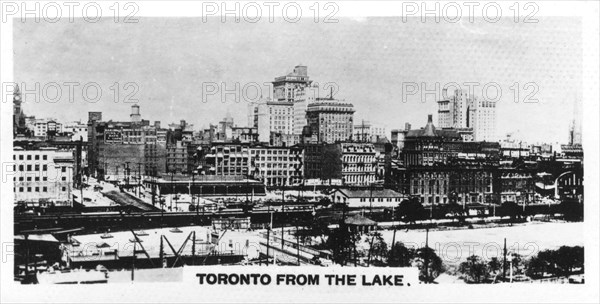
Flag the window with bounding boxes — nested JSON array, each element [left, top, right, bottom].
[[43, 177, 47, 181], [27, 187, 31, 192], [19, 177, 24, 181], [18, 165, 23, 171], [42, 155, 47, 160], [61, 167, 66, 173], [35, 165, 39, 171], [62, 176, 67, 181], [43, 165, 47, 171], [26, 165, 32, 171], [35, 155, 39, 160], [61, 187, 66, 192], [35, 187, 39, 192], [43, 187, 47, 192], [26, 177, 32, 181], [27, 155, 31, 160], [35, 177, 39, 181], [19, 155, 24, 160], [19, 187, 24, 192]]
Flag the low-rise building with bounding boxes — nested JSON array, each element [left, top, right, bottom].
[[63, 121, 89, 142], [13, 147, 74, 206], [330, 188, 405, 208]]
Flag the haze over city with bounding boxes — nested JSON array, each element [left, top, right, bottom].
[[15, 16, 582, 144]]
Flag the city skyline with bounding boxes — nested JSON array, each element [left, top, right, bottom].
[[15, 17, 582, 144]]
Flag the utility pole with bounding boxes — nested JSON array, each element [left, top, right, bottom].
[[390, 206, 397, 262], [245, 177, 249, 203], [192, 231, 196, 265], [151, 166, 156, 206], [159, 235, 164, 268], [424, 228, 429, 283], [170, 172, 174, 211], [131, 240, 136, 282], [281, 210, 285, 252], [296, 218, 301, 266], [137, 162, 142, 197], [266, 204, 271, 266], [125, 161, 130, 188], [503, 238, 507, 281], [191, 170, 195, 209], [367, 233, 375, 266], [80, 173, 84, 207], [369, 183, 373, 214]]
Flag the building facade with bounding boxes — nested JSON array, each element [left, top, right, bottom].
[[203, 144, 251, 176], [353, 120, 387, 143], [250, 145, 303, 187], [340, 142, 377, 186], [306, 100, 355, 144], [13, 147, 74, 206], [437, 89, 496, 142], [402, 115, 463, 167]]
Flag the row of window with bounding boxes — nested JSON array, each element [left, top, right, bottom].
[[15, 186, 67, 192], [14, 164, 48, 171], [14, 176, 67, 181], [14, 164, 68, 172], [358, 197, 402, 202], [14, 154, 48, 161]]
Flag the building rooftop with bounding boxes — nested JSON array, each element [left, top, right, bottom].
[[406, 115, 461, 139], [334, 188, 403, 198], [344, 214, 377, 226]]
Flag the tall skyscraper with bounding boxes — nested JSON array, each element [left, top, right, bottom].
[[248, 65, 314, 145], [437, 89, 471, 129], [306, 98, 355, 144], [470, 98, 496, 142], [272, 64, 312, 102], [437, 89, 496, 142]]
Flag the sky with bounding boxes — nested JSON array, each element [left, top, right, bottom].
[[14, 17, 582, 143]]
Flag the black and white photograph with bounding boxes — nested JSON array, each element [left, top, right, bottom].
[[1, 1, 599, 303]]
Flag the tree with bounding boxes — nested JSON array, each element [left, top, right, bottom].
[[327, 223, 360, 266], [316, 197, 332, 208], [444, 201, 465, 224], [458, 255, 489, 283], [510, 253, 523, 275], [388, 242, 415, 267], [488, 257, 502, 275], [307, 217, 330, 247], [414, 247, 445, 283], [555, 246, 584, 275], [396, 197, 426, 226], [559, 199, 583, 222], [525, 246, 584, 278], [525, 256, 547, 279], [499, 201, 523, 223], [366, 231, 388, 264]]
